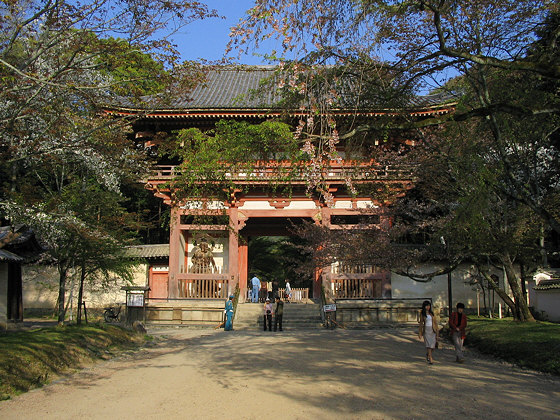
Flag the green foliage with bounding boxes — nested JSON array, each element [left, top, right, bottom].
[[0, 324, 146, 400], [171, 119, 301, 163], [163, 120, 306, 202], [91, 36, 169, 97], [248, 236, 312, 289], [466, 317, 560, 375]]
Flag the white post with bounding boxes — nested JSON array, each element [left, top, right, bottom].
[[498, 303, 503, 319]]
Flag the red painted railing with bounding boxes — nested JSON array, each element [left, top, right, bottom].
[[148, 161, 414, 182]]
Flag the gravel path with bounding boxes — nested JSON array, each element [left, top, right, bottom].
[[0, 327, 558, 419]]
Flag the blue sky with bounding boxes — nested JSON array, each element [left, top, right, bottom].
[[173, 0, 269, 64], [172, 1, 452, 93]]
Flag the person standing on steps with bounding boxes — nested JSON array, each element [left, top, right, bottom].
[[449, 302, 467, 363], [266, 280, 272, 301], [418, 300, 439, 365], [274, 296, 284, 331], [250, 274, 261, 303], [263, 298, 273, 331], [285, 279, 292, 303]]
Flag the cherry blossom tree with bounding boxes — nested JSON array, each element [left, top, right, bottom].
[[0, 0, 217, 323]]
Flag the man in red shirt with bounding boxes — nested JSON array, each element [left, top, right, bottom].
[[449, 302, 467, 363]]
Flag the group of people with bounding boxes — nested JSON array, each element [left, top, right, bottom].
[[229, 284, 469, 364], [250, 274, 292, 303], [263, 296, 284, 331], [222, 275, 292, 332], [418, 300, 467, 364]]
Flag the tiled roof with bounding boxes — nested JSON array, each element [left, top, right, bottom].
[[533, 279, 560, 291], [0, 249, 24, 262], [125, 244, 169, 259], [110, 66, 457, 112], [0, 225, 43, 262], [171, 67, 281, 109]]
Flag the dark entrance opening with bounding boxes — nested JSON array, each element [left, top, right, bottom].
[[244, 217, 313, 298]]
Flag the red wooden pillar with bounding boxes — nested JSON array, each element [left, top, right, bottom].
[[228, 208, 239, 296], [168, 206, 181, 299], [238, 235, 248, 302]]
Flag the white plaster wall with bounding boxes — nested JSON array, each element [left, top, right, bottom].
[[284, 200, 319, 210], [0, 263, 8, 326], [333, 200, 379, 209], [527, 280, 537, 307], [357, 201, 378, 209], [391, 263, 482, 313], [22, 263, 148, 310], [533, 290, 560, 322], [238, 200, 274, 210], [334, 201, 353, 209], [181, 200, 226, 210]]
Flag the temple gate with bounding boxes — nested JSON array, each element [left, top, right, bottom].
[[105, 67, 456, 317]]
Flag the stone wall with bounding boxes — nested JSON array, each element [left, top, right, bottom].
[[22, 263, 148, 315]]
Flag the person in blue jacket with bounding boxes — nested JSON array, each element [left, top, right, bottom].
[[250, 274, 261, 303]]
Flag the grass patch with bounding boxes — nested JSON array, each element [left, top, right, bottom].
[[465, 317, 560, 375], [0, 323, 147, 400]]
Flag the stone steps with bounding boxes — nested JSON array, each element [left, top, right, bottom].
[[234, 302, 323, 330]]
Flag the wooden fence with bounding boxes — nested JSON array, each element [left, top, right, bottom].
[[245, 287, 309, 303], [279, 288, 309, 302], [179, 279, 229, 299], [150, 163, 414, 183], [323, 278, 384, 300]]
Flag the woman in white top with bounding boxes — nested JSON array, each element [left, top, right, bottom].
[[284, 279, 292, 303], [418, 300, 439, 364]]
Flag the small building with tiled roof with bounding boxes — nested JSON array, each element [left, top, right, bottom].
[[529, 270, 560, 322], [0, 225, 42, 329], [21, 243, 170, 318], [125, 244, 170, 259]]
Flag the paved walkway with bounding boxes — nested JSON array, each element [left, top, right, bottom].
[[0, 327, 558, 419]]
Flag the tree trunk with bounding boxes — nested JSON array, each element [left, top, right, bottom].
[[482, 271, 516, 317], [57, 264, 68, 325], [503, 257, 535, 322], [480, 280, 488, 316], [77, 261, 85, 325], [520, 264, 529, 309]]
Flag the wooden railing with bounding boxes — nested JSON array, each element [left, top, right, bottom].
[[330, 278, 382, 299], [279, 288, 309, 302], [331, 264, 383, 274], [148, 162, 414, 183], [245, 287, 310, 303], [179, 279, 229, 299]]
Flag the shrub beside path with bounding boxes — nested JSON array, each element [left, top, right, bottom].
[[0, 327, 558, 419]]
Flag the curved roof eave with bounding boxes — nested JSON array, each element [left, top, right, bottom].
[[104, 102, 458, 119]]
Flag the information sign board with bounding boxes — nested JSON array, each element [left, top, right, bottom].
[[127, 293, 144, 308]]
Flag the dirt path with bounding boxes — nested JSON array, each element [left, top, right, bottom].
[[1, 327, 558, 419]]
